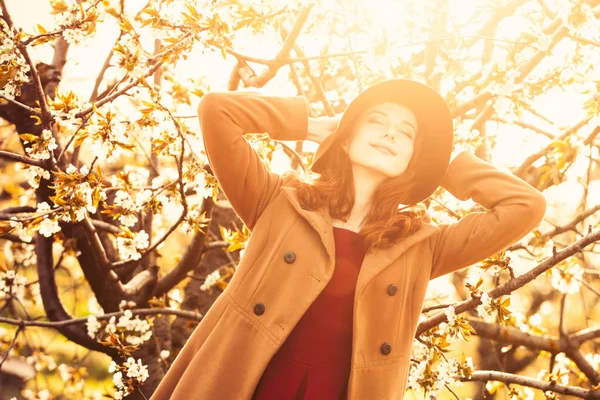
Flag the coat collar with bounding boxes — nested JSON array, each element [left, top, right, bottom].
[[281, 186, 440, 293]]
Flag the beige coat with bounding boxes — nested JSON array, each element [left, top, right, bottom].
[[150, 91, 547, 399]]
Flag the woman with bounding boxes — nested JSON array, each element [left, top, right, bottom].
[[150, 79, 546, 399]]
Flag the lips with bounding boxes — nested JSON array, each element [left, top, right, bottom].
[[369, 141, 397, 156]]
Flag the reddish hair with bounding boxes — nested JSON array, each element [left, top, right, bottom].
[[286, 117, 430, 252]]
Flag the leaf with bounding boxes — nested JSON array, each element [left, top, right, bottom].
[[28, 114, 42, 127], [0, 222, 13, 238], [19, 133, 38, 143], [184, 3, 201, 21], [36, 24, 47, 34], [119, 18, 134, 33], [105, 6, 120, 19]]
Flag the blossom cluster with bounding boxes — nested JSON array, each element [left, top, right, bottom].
[[18, 164, 51, 190], [547, 257, 584, 294], [0, 20, 30, 99], [22, 129, 58, 161], [87, 106, 136, 163], [87, 304, 153, 347], [0, 268, 28, 302], [408, 338, 474, 398], [114, 36, 149, 80], [115, 229, 150, 261], [108, 357, 149, 399], [51, 0, 104, 45]]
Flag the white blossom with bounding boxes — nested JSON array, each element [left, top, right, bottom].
[[9, 219, 33, 242], [112, 370, 124, 388], [58, 363, 72, 382], [476, 292, 494, 322], [86, 314, 101, 338], [62, 28, 85, 45], [38, 217, 61, 237], [0, 269, 28, 301], [444, 306, 457, 326], [108, 360, 118, 373], [192, 172, 213, 199], [201, 269, 221, 291], [116, 229, 149, 261], [66, 164, 78, 174], [22, 165, 51, 189], [36, 201, 52, 213], [550, 261, 583, 294]]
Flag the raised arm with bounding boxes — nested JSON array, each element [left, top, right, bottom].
[[197, 91, 309, 229], [429, 151, 547, 280]]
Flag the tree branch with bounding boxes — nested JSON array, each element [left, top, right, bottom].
[[468, 318, 600, 383], [417, 229, 600, 334], [234, 5, 313, 88], [514, 117, 589, 178], [0, 94, 41, 116], [0, 149, 48, 168], [464, 370, 600, 399], [0, 307, 203, 328], [154, 198, 214, 297]]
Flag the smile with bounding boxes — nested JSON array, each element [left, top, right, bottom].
[[369, 142, 397, 156]]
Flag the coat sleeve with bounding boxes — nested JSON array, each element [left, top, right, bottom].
[[197, 91, 309, 229], [429, 151, 547, 280]]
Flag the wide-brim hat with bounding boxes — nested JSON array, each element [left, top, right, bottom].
[[311, 78, 454, 205]]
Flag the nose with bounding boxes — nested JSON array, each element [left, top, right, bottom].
[[383, 129, 395, 143]]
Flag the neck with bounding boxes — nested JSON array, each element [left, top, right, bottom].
[[339, 164, 386, 229]]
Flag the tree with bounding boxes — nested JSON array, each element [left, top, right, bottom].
[[0, 0, 599, 399]]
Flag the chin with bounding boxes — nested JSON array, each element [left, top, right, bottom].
[[355, 161, 404, 179]]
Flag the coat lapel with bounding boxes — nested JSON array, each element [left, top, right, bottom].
[[355, 222, 439, 294], [281, 186, 335, 264], [280, 185, 440, 293]]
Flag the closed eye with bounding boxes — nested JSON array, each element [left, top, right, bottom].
[[399, 130, 413, 139], [368, 117, 385, 125]]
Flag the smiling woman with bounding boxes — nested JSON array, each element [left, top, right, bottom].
[[151, 78, 546, 400]]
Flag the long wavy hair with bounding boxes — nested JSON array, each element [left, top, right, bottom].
[[286, 111, 431, 252]]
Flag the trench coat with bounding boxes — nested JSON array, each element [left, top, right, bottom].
[[150, 91, 547, 400]]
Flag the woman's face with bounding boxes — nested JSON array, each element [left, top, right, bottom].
[[342, 102, 418, 178]]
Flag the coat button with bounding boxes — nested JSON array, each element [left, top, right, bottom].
[[253, 303, 265, 316], [283, 251, 296, 264], [381, 342, 392, 355], [387, 283, 398, 296]]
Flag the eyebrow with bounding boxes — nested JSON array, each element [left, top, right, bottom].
[[367, 111, 417, 135]]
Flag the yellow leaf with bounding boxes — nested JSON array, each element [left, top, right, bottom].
[[4, 182, 25, 196], [119, 18, 134, 33], [36, 24, 47, 34], [19, 133, 38, 142]]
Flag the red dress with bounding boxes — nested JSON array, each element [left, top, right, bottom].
[[252, 227, 367, 400]]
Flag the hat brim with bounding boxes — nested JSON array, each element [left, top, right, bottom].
[[311, 79, 454, 204]]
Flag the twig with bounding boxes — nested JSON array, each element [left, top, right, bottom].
[[0, 94, 41, 115], [89, 33, 122, 102], [74, 61, 164, 118], [514, 117, 589, 178]]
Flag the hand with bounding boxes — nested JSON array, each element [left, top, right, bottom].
[[306, 115, 342, 144]]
